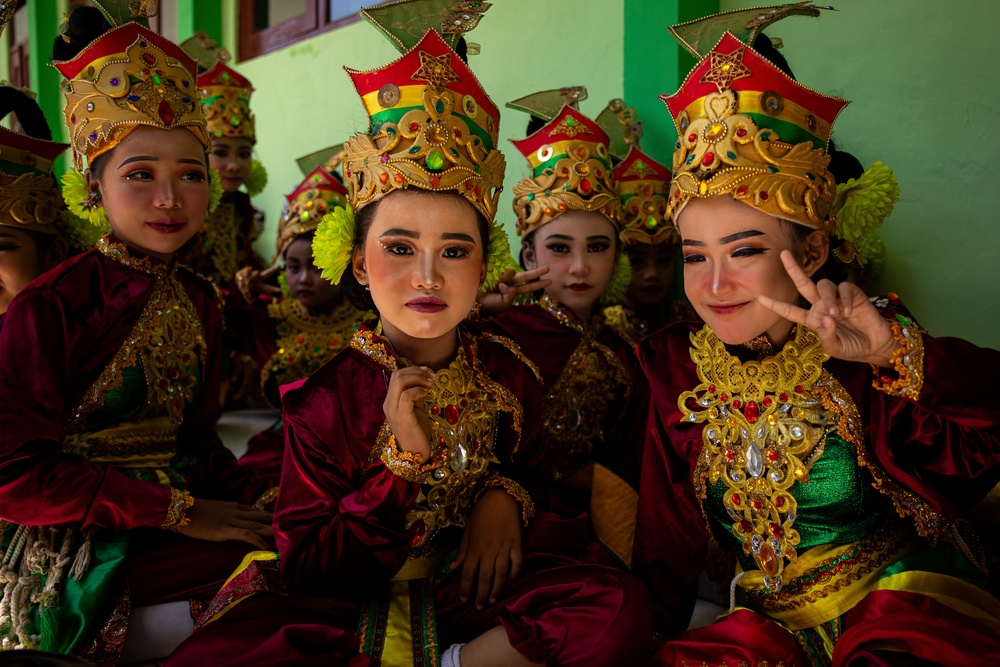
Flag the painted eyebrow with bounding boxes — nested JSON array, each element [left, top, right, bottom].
[[681, 230, 765, 247], [380, 229, 476, 243], [586, 235, 613, 242], [544, 233, 574, 241], [118, 155, 207, 168]]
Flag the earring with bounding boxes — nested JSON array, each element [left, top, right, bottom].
[[83, 190, 102, 209], [364, 284, 370, 291]]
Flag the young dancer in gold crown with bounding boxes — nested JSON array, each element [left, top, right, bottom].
[[633, 6, 1000, 665], [236, 164, 371, 484], [0, 86, 71, 314], [166, 3, 652, 666], [485, 97, 648, 565], [0, 3, 275, 660], [180, 32, 266, 286]]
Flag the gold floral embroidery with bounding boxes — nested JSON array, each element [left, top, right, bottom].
[[68, 239, 206, 434], [199, 199, 240, 282], [378, 426, 442, 484], [872, 322, 925, 401], [161, 488, 194, 530], [539, 294, 631, 479], [261, 298, 367, 401], [474, 473, 536, 525], [683, 325, 832, 592], [602, 304, 644, 347], [349, 326, 398, 371]]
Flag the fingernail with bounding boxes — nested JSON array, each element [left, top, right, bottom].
[[460, 596, 468, 602], [476, 604, 484, 610]]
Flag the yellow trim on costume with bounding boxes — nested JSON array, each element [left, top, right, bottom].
[[872, 571, 1000, 634], [590, 464, 638, 568], [199, 551, 279, 627], [382, 580, 415, 667], [392, 553, 444, 581], [679, 90, 832, 141], [738, 534, 917, 630]]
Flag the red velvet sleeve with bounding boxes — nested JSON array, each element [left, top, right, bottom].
[[275, 354, 422, 600], [850, 333, 1000, 519], [631, 324, 710, 637], [177, 275, 270, 505], [0, 266, 171, 529]]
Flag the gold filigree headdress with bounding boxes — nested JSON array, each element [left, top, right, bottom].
[[0, 122, 68, 235], [341, 1, 503, 221], [613, 146, 675, 246], [661, 12, 848, 231], [54, 15, 209, 168], [275, 167, 349, 260], [509, 104, 622, 240]]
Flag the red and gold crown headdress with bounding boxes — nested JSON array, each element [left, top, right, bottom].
[[510, 104, 622, 239], [341, 0, 503, 220], [613, 146, 675, 246], [662, 5, 848, 231], [180, 31, 256, 143], [54, 6, 208, 168], [0, 96, 68, 235], [276, 166, 349, 259]]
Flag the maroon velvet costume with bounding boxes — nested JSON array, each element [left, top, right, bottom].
[[166, 323, 654, 666], [634, 320, 1000, 666], [0, 236, 270, 659]]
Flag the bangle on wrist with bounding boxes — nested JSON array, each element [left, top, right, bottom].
[[162, 488, 194, 531]]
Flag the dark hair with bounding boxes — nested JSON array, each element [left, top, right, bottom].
[[341, 190, 491, 312], [52, 7, 111, 62]]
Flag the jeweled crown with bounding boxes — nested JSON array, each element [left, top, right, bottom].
[[0, 121, 68, 234], [613, 147, 675, 245], [198, 61, 256, 143], [510, 104, 622, 239], [54, 22, 209, 167], [662, 30, 848, 230], [276, 166, 349, 259], [342, 24, 503, 220]]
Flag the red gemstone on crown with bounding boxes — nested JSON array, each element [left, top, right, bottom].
[[745, 401, 760, 423], [141, 53, 156, 66], [768, 450, 778, 461], [708, 384, 716, 393], [794, 385, 804, 394], [779, 392, 789, 402], [158, 100, 175, 125], [736, 185, 749, 197], [688, 133, 697, 142], [430, 405, 440, 415], [430, 175, 440, 187], [759, 191, 769, 201], [732, 494, 741, 505], [739, 519, 753, 533], [762, 397, 772, 407], [770, 523, 784, 538], [444, 404, 460, 425], [774, 496, 785, 508], [719, 393, 728, 402], [732, 398, 741, 409], [701, 152, 715, 167], [736, 128, 747, 138], [580, 180, 592, 193]]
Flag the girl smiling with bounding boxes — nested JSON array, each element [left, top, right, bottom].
[[0, 6, 272, 659]]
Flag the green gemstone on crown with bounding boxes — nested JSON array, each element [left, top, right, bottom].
[[426, 151, 444, 171]]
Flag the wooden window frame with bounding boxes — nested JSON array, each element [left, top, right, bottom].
[[239, 0, 375, 62]]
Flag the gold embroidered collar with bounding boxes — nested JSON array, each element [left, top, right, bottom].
[[96, 234, 171, 277], [681, 325, 833, 592], [539, 293, 604, 334]]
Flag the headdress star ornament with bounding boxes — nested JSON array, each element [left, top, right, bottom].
[[700, 47, 753, 92], [413, 51, 461, 88]]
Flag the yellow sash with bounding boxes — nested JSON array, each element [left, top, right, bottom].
[[378, 553, 444, 667]]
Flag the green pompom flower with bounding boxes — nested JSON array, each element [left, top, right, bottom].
[[59, 209, 108, 252], [831, 161, 900, 244], [277, 271, 292, 298], [600, 254, 633, 305], [61, 169, 108, 228], [312, 205, 356, 284], [482, 222, 512, 292], [854, 230, 886, 276], [208, 167, 224, 214], [243, 160, 268, 198]]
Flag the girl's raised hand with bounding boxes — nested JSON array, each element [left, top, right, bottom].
[[245, 263, 284, 299], [383, 366, 435, 462], [757, 250, 898, 367], [478, 266, 552, 315]]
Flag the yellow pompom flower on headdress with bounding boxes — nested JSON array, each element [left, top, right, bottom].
[[208, 166, 224, 214], [61, 169, 108, 228], [831, 161, 899, 244], [313, 204, 356, 285], [243, 159, 268, 198], [482, 222, 512, 292], [599, 254, 633, 305]]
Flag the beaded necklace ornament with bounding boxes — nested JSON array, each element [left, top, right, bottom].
[[680, 324, 849, 592]]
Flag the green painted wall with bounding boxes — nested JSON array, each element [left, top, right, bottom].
[[714, 0, 1000, 348]]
